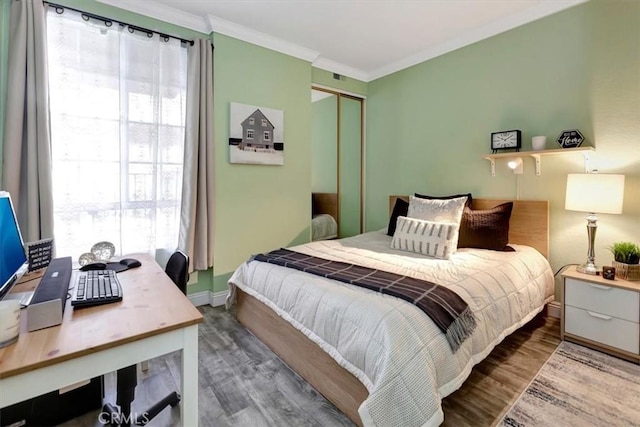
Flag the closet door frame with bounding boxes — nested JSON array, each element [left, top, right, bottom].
[[311, 85, 365, 236]]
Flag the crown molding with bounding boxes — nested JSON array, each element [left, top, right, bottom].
[[368, 0, 588, 81], [97, 0, 588, 83], [207, 15, 319, 62], [96, 1, 320, 63], [96, 0, 355, 77], [96, 0, 210, 33], [312, 57, 370, 83]]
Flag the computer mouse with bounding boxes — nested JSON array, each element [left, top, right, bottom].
[[80, 262, 107, 271], [119, 258, 141, 269]]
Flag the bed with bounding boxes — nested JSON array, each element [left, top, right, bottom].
[[227, 196, 553, 426], [312, 192, 338, 241]]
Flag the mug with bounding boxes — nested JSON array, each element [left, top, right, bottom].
[[0, 300, 21, 348], [532, 136, 547, 151]]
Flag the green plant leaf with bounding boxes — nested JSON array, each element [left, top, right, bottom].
[[608, 241, 640, 264]]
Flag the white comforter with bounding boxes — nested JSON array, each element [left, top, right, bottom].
[[227, 230, 554, 427]]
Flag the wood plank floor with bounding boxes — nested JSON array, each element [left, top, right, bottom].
[[60, 306, 560, 427], [442, 314, 561, 426]]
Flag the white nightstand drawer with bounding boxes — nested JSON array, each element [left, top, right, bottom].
[[565, 278, 639, 322], [565, 306, 640, 354]]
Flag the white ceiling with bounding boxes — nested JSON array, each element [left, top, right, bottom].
[[98, 0, 587, 82]]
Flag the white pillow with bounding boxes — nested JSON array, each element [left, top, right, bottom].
[[407, 195, 466, 253], [391, 216, 459, 260], [407, 195, 467, 224]]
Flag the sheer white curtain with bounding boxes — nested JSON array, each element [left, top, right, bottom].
[[46, 9, 187, 263]]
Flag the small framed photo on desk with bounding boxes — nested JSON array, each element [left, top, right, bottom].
[[25, 238, 53, 272]]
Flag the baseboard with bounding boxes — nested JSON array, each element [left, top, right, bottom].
[[187, 290, 229, 307], [187, 291, 210, 307], [210, 290, 229, 307], [548, 301, 561, 319]]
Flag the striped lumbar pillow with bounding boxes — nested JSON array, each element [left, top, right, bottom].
[[391, 216, 459, 260]]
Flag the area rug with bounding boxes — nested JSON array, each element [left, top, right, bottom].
[[500, 341, 640, 426]]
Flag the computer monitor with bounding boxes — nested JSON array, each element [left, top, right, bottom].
[[0, 191, 28, 300]]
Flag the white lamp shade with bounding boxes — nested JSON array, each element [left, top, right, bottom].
[[565, 173, 625, 214]]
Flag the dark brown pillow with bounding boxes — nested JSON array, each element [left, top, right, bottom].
[[415, 192, 473, 207], [458, 202, 513, 251], [387, 198, 409, 236]]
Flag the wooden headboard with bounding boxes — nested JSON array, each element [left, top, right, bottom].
[[389, 196, 549, 259], [312, 193, 338, 220]]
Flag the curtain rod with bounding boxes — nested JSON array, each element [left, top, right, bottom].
[[43, 1, 195, 46]]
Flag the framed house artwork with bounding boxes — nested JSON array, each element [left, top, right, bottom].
[[229, 102, 284, 165]]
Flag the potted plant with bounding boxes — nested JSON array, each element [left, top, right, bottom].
[[608, 241, 640, 281]]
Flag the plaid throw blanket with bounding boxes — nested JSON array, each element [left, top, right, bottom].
[[252, 248, 477, 352]]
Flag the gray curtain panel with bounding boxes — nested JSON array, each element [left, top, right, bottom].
[[179, 38, 215, 272], [2, 0, 54, 242]]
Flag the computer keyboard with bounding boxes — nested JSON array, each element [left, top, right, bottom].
[[71, 269, 123, 308]]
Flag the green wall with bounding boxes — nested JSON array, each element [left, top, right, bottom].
[[212, 34, 312, 293], [366, 0, 640, 296]]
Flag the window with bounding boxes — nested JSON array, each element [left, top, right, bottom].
[[263, 131, 270, 141], [247, 129, 254, 139], [261, 119, 267, 127], [46, 10, 188, 259], [248, 118, 254, 125]]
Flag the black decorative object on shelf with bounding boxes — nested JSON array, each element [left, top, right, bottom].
[[490, 130, 521, 154], [602, 266, 616, 280], [556, 129, 584, 148]]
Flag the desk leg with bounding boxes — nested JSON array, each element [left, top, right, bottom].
[[181, 324, 199, 426]]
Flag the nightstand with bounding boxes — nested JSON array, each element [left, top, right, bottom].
[[561, 266, 640, 363]]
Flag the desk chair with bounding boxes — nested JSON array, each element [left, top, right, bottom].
[[103, 251, 190, 426], [165, 250, 189, 295]]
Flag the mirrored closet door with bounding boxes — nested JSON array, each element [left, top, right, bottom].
[[311, 87, 364, 239]]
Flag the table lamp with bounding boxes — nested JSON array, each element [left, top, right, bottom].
[[565, 173, 625, 274]]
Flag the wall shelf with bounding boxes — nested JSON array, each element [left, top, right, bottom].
[[482, 146, 594, 176]]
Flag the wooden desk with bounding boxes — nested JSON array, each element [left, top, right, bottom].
[[0, 254, 203, 425]]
